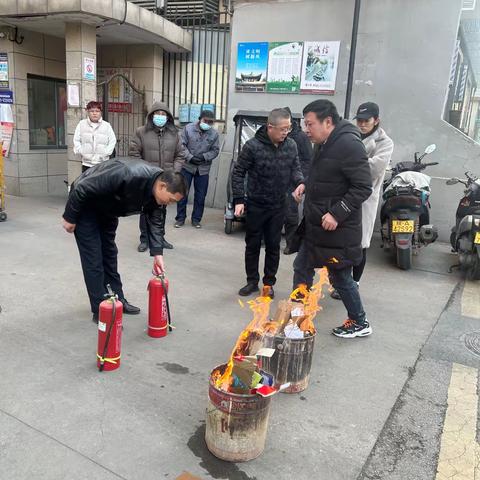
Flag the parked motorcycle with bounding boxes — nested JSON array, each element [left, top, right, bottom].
[[446, 171, 480, 280], [380, 144, 438, 270]]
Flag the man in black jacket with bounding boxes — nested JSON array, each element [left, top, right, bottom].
[[292, 100, 373, 338], [233, 108, 305, 299], [62, 158, 187, 323], [283, 107, 313, 254]]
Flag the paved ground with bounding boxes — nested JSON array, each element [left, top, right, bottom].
[[0, 194, 479, 480]]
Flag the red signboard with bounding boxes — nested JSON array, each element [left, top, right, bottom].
[[99, 102, 132, 113]]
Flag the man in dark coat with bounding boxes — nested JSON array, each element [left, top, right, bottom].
[[129, 101, 186, 252], [292, 100, 373, 338], [283, 107, 313, 254], [232, 108, 305, 299], [62, 158, 187, 323]]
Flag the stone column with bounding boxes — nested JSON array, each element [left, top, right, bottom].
[[65, 23, 97, 183]]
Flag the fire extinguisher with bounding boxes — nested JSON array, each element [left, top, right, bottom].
[[147, 272, 173, 338], [97, 285, 123, 372]]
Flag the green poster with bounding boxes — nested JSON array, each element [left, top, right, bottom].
[[266, 42, 303, 93]]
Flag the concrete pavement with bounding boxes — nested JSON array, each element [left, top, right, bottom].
[[0, 194, 477, 480]]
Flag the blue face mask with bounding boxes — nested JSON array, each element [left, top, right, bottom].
[[199, 121, 212, 131], [153, 114, 167, 128]]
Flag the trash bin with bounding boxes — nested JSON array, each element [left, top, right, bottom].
[[205, 364, 272, 462], [261, 333, 316, 393]]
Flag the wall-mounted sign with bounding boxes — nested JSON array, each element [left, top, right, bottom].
[[267, 42, 303, 93], [0, 90, 13, 104], [300, 41, 340, 95], [67, 83, 80, 107], [235, 42, 269, 93], [0, 53, 9, 89], [83, 57, 96, 82]]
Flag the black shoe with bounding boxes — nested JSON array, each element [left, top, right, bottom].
[[162, 239, 174, 249], [330, 289, 342, 300], [261, 285, 274, 299], [238, 283, 259, 296], [137, 242, 148, 252], [121, 300, 140, 315], [332, 319, 372, 338], [192, 221, 202, 229], [174, 220, 185, 228], [92, 312, 99, 324]]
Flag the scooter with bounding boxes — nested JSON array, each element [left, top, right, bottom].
[[380, 144, 438, 270], [446, 171, 480, 280]]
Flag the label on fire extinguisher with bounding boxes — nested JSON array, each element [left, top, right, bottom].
[[98, 321, 107, 332]]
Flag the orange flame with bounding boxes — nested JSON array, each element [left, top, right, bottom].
[[215, 295, 273, 390], [214, 269, 330, 391]]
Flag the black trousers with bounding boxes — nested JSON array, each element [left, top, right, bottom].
[[284, 193, 300, 247], [74, 210, 124, 314], [139, 205, 167, 245], [245, 204, 285, 286]]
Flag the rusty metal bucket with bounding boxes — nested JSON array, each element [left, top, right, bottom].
[[261, 333, 316, 393], [205, 364, 272, 462]]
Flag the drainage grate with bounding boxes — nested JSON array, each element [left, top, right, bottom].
[[463, 331, 480, 357]]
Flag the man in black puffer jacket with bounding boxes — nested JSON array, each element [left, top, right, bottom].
[[62, 158, 187, 323], [232, 108, 305, 298], [292, 100, 373, 338]]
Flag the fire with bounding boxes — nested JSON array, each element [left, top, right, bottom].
[[215, 295, 273, 390], [214, 268, 330, 391]]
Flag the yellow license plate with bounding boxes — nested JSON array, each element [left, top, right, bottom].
[[475, 232, 480, 244], [392, 220, 415, 233]]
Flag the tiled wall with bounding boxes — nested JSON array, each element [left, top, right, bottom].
[[1, 30, 68, 196]]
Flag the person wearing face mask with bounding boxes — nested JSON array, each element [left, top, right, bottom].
[[175, 110, 220, 228], [73, 101, 117, 172], [129, 102, 186, 252], [329, 102, 394, 300]]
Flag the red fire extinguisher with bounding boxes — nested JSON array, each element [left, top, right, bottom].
[[97, 285, 123, 372], [148, 271, 173, 338]]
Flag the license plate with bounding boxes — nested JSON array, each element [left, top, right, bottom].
[[475, 232, 480, 244], [392, 220, 415, 233]]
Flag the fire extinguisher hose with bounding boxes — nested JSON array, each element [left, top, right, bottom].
[[159, 275, 173, 332], [98, 285, 117, 372]]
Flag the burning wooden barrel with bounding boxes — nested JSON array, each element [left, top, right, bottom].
[[205, 364, 272, 462], [261, 333, 316, 393]]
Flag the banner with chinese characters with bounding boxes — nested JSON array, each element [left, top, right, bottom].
[[300, 41, 340, 95], [266, 42, 303, 93], [235, 42, 269, 92]]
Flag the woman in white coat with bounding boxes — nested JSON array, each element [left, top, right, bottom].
[[331, 102, 394, 299], [73, 101, 117, 172]]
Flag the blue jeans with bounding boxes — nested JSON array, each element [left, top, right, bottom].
[[293, 242, 367, 325], [176, 169, 209, 223]]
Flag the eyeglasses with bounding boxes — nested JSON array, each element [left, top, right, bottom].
[[201, 119, 215, 125], [268, 124, 292, 134]]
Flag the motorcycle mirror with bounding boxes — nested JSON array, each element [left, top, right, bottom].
[[424, 144, 436, 155], [446, 178, 460, 185]]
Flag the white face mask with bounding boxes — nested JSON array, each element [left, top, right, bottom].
[[153, 114, 167, 128], [199, 122, 212, 131]]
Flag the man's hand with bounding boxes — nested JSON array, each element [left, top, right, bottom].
[[62, 219, 76, 233], [322, 213, 338, 231], [293, 183, 305, 203], [234, 203, 245, 217], [153, 255, 165, 275], [190, 155, 204, 165]]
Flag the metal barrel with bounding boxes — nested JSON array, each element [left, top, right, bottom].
[[205, 364, 272, 462], [261, 333, 316, 393]]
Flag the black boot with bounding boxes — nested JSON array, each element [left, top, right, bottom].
[[121, 299, 140, 315], [238, 283, 259, 296]]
